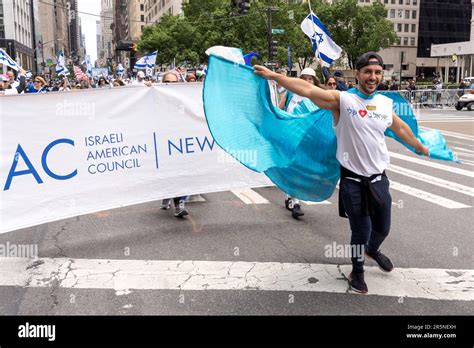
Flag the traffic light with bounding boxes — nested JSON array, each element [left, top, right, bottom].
[[270, 39, 278, 59], [240, 0, 250, 14], [230, 0, 250, 15]]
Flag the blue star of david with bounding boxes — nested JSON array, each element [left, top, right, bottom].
[[311, 32, 324, 45]]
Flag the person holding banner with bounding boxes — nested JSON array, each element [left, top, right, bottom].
[[254, 52, 429, 294], [0, 68, 26, 95]]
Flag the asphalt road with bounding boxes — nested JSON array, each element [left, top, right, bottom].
[[0, 108, 473, 316]]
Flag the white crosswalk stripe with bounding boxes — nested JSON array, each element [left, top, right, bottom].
[[231, 188, 269, 204], [1, 257, 472, 301], [389, 152, 474, 178], [388, 164, 474, 197], [389, 181, 470, 209], [302, 200, 331, 205]]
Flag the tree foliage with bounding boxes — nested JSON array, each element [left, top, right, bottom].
[[138, 0, 397, 69]]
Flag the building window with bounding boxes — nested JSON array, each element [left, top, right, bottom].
[[403, 37, 408, 46], [140, 4, 144, 11], [391, 0, 395, 4], [412, 10, 416, 19], [405, 10, 410, 18], [405, 0, 410, 4], [397, 37, 401, 45], [404, 23, 409, 32], [398, 10, 403, 18], [411, 24, 416, 32], [413, 0, 417, 5], [410, 37, 415, 46], [390, 9, 395, 18], [397, 23, 402, 32], [140, 14, 144, 22], [384, 0, 388, 3], [399, 0, 403, 4]]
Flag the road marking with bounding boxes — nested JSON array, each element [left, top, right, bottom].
[[231, 188, 269, 204], [454, 150, 474, 157], [420, 128, 474, 141], [419, 119, 474, 123], [0, 257, 472, 301], [389, 152, 474, 178], [302, 200, 332, 205], [452, 147, 474, 154], [389, 181, 470, 209], [447, 140, 474, 147], [388, 164, 474, 197]]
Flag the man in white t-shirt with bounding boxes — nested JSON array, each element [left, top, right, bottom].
[[254, 52, 429, 294]]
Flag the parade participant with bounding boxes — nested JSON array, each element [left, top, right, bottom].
[[254, 52, 429, 294], [325, 76, 337, 90], [278, 67, 323, 219], [26, 75, 48, 93], [0, 68, 26, 95], [159, 70, 189, 218]]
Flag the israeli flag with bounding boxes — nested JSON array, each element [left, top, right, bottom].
[[301, 12, 342, 67], [0, 48, 21, 71], [134, 50, 157, 71], [84, 55, 93, 76], [56, 52, 70, 76]]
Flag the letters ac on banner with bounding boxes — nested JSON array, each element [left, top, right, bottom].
[[0, 85, 271, 233]]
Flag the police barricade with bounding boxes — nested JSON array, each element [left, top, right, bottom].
[[383, 89, 471, 108]]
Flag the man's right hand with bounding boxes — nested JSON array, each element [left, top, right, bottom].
[[253, 65, 277, 80]]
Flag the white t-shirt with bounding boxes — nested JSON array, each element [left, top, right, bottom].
[[334, 90, 393, 176]]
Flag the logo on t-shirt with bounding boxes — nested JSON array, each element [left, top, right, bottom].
[[358, 109, 368, 118]]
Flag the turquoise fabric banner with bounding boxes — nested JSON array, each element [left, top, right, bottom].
[[203, 55, 456, 201]]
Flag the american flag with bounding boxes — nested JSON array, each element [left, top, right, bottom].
[[74, 66, 88, 81]]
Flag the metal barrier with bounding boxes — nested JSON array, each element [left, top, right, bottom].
[[380, 89, 473, 108]]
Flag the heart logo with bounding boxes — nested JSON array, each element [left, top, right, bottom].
[[358, 109, 368, 118]]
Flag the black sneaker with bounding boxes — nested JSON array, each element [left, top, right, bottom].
[[284, 198, 294, 211], [174, 200, 188, 218], [349, 272, 368, 294], [160, 199, 172, 210], [291, 204, 304, 219], [365, 250, 394, 273]]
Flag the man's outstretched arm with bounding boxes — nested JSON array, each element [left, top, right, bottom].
[[390, 113, 429, 155], [253, 65, 340, 112]]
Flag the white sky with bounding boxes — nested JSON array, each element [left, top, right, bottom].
[[78, 0, 102, 63]]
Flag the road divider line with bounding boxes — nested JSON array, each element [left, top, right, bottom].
[[231, 188, 269, 204], [389, 152, 474, 178], [0, 257, 472, 301], [388, 164, 474, 197], [389, 181, 470, 209]]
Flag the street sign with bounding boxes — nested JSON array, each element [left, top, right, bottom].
[[272, 29, 285, 34]]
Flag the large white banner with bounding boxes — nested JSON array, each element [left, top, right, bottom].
[[0, 84, 272, 234]]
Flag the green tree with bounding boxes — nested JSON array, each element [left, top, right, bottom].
[[138, 0, 397, 70]]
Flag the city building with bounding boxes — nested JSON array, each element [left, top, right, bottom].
[[96, 20, 102, 66], [99, 0, 114, 68], [359, 0, 420, 80], [144, 0, 183, 24], [0, 0, 38, 71], [417, 0, 473, 82], [67, 0, 81, 64]]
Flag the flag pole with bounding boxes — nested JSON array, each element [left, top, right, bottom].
[[307, 0, 323, 68]]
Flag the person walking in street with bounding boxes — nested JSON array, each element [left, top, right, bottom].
[[254, 52, 429, 294], [278, 67, 323, 219], [159, 70, 189, 218]]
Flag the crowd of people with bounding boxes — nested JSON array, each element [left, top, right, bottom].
[[0, 66, 207, 96]]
